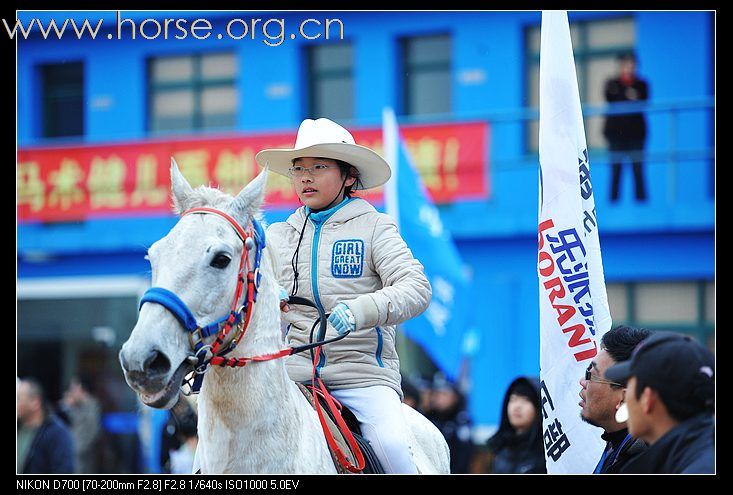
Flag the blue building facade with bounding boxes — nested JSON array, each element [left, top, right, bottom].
[[17, 10, 714, 461]]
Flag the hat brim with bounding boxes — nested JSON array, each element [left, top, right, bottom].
[[255, 143, 391, 190], [605, 361, 633, 385]]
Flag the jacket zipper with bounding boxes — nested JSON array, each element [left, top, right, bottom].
[[375, 326, 385, 367], [310, 218, 327, 371], [305, 198, 353, 372]]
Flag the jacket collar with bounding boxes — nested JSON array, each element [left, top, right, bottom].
[[625, 413, 713, 473], [602, 428, 630, 449], [306, 196, 353, 225], [286, 197, 376, 230]]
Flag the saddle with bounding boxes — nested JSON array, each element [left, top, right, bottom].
[[297, 383, 384, 474]]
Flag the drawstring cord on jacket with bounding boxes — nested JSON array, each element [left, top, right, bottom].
[[289, 177, 349, 297]]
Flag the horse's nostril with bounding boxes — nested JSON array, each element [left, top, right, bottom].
[[144, 349, 171, 377]]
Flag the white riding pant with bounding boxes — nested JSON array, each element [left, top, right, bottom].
[[331, 385, 418, 474]]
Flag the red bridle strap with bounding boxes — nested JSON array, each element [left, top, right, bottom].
[[182, 207, 248, 242], [182, 207, 298, 366], [209, 347, 294, 367], [182, 207, 252, 357]]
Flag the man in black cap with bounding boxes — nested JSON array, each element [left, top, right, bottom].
[[605, 331, 715, 474]]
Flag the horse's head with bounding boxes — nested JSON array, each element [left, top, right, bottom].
[[119, 159, 268, 408]]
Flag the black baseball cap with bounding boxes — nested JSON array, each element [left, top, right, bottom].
[[605, 331, 715, 416]]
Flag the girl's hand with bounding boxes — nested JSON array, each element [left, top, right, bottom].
[[328, 303, 356, 335], [279, 286, 290, 313]]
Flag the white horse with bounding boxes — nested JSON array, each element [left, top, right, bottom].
[[119, 163, 450, 474]]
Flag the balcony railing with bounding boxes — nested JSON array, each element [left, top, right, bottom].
[[396, 97, 714, 205]]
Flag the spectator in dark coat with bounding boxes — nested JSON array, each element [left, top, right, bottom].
[[17, 378, 75, 473], [426, 374, 474, 474], [486, 376, 546, 474], [160, 396, 198, 474], [60, 375, 102, 473], [401, 377, 423, 413], [603, 51, 650, 202], [606, 331, 715, 473]]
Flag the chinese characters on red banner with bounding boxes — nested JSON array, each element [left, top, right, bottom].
[[18, 122, 488, 223]]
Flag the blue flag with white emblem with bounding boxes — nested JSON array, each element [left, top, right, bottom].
[[383, 108, 472, 381]]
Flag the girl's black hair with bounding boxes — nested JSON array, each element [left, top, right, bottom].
[[334, 159, 362, 197]]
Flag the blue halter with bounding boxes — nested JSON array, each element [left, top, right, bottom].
[[138, 210, 266, 394]]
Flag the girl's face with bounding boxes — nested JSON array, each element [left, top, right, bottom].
[[291, 157, 355, 210], [507, 393, 537, 433]]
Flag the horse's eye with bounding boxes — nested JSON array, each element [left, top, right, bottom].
[[210, 253, 232, 269]]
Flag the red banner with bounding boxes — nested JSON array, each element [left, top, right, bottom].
[[18, 121, 489, 223]]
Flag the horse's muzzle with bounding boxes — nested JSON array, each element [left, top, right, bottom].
[[120, 346, 171, 376]]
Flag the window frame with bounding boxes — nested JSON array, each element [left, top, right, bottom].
[[606, 280, 714, 345], [147, 52, 237, 133], [41, 61, 85, 138], [305, 41, 355, 121], [400, 33, 452, 117]]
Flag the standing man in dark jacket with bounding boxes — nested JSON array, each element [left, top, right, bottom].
[[606, 331, 715, 474], [603, 52, 650, 202], [579, 325, 650, 473], [485, 377, 546, 474], [17, 377, 76, 474]]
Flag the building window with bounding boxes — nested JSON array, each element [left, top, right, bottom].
[[41, 62, 84, 138], [307, 43, 353, 121], [401, 34, 452, 116], [148, 52, 237, 133], [606, 280, 715, 347], [525, 17, 636, 151]]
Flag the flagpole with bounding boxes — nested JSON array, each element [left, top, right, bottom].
[[382, 107, 400, 230], [379, 106, 471, 383]]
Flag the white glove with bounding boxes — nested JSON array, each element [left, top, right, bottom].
[[328, 303, 356, 335]]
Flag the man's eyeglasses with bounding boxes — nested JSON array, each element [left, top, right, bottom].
[[585, 363, 623, 387], [288, 164, 337, 177]]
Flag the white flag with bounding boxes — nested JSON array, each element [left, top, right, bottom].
[[538, 11, 613, 473]]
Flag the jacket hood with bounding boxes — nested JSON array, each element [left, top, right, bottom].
[[487, 376, 544, 451]]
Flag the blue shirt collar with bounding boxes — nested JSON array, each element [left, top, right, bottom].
[[306, 196, 353, 225]]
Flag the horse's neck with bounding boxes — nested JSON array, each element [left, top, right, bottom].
[[196, 254, 319, 470]]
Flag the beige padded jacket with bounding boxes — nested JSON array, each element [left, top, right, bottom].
[[266, 197, 432, 397]]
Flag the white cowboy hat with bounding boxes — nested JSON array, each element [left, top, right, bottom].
[[255, 118, 391, 190]]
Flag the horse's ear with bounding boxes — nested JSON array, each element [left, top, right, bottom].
[[229, 167, 269, 225], [170, 157, 195, 214]]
